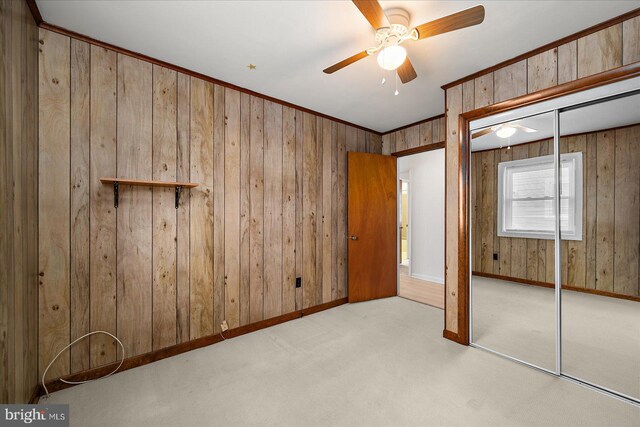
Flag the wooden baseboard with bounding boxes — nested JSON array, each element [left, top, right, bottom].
[[301, 297, 348, 316], [472, 271, 640, 302], [29, 385, 43, 404], [442, 329, 467, 345], [41, 298, 348, 395]]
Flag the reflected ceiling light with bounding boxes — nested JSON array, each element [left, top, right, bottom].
[[496, 125, 517, 139], [377, 45, 407, 71]]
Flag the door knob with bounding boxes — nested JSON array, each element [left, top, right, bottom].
[[349, 235, 358, 240]]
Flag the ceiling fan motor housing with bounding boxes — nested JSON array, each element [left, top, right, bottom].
[[373, 8, 417, 50], [384, 8, 410, 27]]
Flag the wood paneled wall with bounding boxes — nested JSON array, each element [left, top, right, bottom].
[[472, 126, 640, 297], [0, 0, 39, 404], [381, 116, 445, 154], [444, 15, 640, 335], [38, 28, 382, 380]]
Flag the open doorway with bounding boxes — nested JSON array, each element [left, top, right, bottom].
[[397, 149, 445, 309], [399, 178, 410, 271]]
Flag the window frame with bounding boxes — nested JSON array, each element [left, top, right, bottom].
[[497, 152, 583, 241]]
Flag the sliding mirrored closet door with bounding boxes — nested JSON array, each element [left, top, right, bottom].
[[470, 111, 558, 372], [559, 92, 640, 402], [470, 79, 640, 404]]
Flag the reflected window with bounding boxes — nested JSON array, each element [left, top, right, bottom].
[[498, 153, 582, 240]]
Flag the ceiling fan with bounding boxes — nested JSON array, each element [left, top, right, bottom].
[[472, 122, 538, 139], [323, 0, 486, 84]]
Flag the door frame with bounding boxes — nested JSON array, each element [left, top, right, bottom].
[[398, 172, 411, 274], [455, 62, 640, 347], [392, 142, 446, 297]]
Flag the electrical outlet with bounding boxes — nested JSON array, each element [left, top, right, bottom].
[[221, 320, 229, 332], [296, 277, 302, 288]]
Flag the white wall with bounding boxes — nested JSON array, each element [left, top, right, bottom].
[[398, 149, 445, 284]]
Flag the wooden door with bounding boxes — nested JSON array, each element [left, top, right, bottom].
[[348, 152, 397, 303]]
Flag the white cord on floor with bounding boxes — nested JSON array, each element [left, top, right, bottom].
[[41, 331, 125, 398]]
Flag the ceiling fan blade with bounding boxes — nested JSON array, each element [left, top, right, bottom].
[[397, 57, 417, 84], [352, 0, 390, 30], [472, 128, 494, 139], [512, 124, 538, 133], [415, 5, 485, 40], [323, 51, 369, 74]]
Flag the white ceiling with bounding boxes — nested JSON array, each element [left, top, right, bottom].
[[36, 1, 640, 133]]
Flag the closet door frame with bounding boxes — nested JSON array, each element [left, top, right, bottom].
[[459, 64, 640, 405]]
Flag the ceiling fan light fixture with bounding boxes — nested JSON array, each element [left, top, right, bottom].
[[377, 45, 407, 71], [496, 125, 517, 139]]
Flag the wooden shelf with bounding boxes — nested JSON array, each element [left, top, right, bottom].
[[99, 177, 198, 189], [100, 177, 198, 209]]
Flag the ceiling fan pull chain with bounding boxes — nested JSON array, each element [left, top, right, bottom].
[[394, 72, 399, 96]]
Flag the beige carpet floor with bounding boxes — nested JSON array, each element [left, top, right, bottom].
[[472, 275, 640, 400], [43, 297, 639, 426]]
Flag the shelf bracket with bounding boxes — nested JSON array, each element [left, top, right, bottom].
[[113, 182, 119, 208], [175, 185, 183, 209]]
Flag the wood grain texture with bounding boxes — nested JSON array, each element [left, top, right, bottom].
[[577, 24, 623, 78], [557, 41, 578, 85], [316, 119, 324, 306], [528, 49, 557, 93], [347, 153, 397, 303], [445, 84, 462, 334], [405, 125, 419, 150], [189, 77, 214, 339], [36, 28, 384, 382], [474, 73, 493, 108], [224, 88, 241, 328], [1, 0, 38, 402], [303, 113, 318, 308], [446, 14, 639, 344], [239, 93, 251, 326], [381, 133, 394, 155], [442, 8, 640, 90], [212, 84, 225, 334], [584, 134, 597, 290], [565, 136, 586, 289], [263, 100, 283, 318], [295, 110, 304, 309], [399, 274, 444, 309], [116, 54, 153, 357], [282, 106, 297, 313], [176, 73, 191, 342], [152, 65, 177, 350], [69, 39, 90, 373], [330, 122, 339, 300], [352, 0, 389, 30], [471, 127, 640, 296], [382, 115, 444, 157], [419, 121, 433, 147], [494, 60, 526, 103], [89, 45, 117, 368], [322, 118, 333, 303], [595, 130, 615, 292], [249, 96, 265, 322], [38, 29, 70, 379], [336, 124, 348, 298], [623, 16, 640, 65], [614, 126, 640, 296]]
